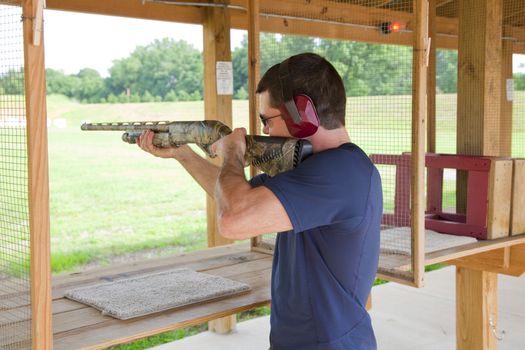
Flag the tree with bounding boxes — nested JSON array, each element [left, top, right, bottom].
[[0, 68, 24, 95], [514, 73, 525, 91], [46, 69, 80, 97], [436, 49, 458, 93], [75, 68, 106, 102], [106, 38, 203, 99]]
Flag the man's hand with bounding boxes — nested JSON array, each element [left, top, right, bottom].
[[137, 130, 189, 159], [210, 127, 247, 163]]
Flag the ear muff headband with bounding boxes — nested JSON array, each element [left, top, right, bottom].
[[278, 58, 303, 124], [277, 58, 320, 138]]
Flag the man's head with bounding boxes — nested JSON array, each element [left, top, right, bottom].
[[256, 53, 346, 136]]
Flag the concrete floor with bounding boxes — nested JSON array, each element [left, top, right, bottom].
[[152, 266, 525, 350]]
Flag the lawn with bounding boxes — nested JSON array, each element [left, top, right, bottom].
[[41, 92, 525, 273]]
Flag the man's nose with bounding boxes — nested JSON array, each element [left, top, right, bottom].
[[262, 124, 270, 135]]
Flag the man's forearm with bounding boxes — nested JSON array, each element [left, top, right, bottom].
[[176, 146, 220, 197], [214, 149, 253, 238]]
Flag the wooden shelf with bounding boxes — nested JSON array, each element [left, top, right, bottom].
[[35, 244, 270, 350]]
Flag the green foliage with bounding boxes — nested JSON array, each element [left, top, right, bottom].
[[0, 68, 24, 95], [106, 38, 203, 99], [141, 91, 154, 102], [234, 86, 249, 100], [436, 50, 458, 93], [515, 73, 525, 91], [40, 34, 463, 103], [107, 324, 208, 350]]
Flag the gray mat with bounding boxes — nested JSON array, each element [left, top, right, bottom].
[[64, 268, 251, 320], [381, 227, 477, 255]]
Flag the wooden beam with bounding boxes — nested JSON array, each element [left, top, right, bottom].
[[486, 159, 513, 239], [203, 2, 233, 248], [247, 0, 264, 252], [500, 39, 513, 156], [202, 1, 237, 334], [456, 0, 503, 212], [436, 0, 454, 8], [511, 160, 525, 236], [447, 244, 525, 276], [427, 0, 436, 153], [411, 0, 428, 287], [23, 0, 52, 349], [456, 267, 498, 350], [44, 0, 525, 53], [46, 0, 203, 24]]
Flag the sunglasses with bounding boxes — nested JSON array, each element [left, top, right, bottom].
[[259, 113, 282, 127]]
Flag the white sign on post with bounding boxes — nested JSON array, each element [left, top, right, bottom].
[[216, 61, 233, 95], [506, 79, 514, 102]]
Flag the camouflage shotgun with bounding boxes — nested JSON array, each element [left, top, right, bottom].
[[81, 120, 313, 176]]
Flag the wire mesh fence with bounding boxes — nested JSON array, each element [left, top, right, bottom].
[[251, 0, 416, 281], [0, 2, 32, 349]]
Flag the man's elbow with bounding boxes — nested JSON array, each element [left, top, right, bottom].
[[217, 211, 245, 240]]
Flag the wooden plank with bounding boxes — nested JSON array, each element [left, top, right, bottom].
[[487, 159, 513, 239], [45, 0, 203, 24], [22, 0, 52, 349], [52, 248, 267, 298], [410, 0, 428, 288], [2, 249, 268, 336], [447, 243, 525, 276], [425, 234, 525, 265], [511, 159, 525, 235], [247, 0, 263, 251], [43, 0, 525, 53], [53, 262, 272, 350], [52, 258, 271, 334], [456, 267, 498, 350], [52, 244, 250, 288], [427, 0, 436, 153]]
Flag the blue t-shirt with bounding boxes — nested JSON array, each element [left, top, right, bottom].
[[250, 143, 382, 350]]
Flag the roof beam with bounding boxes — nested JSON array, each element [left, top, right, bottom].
[[44, 0, 525, 53]]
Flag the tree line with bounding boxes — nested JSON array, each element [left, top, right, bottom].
[[1, 34, 524, 103]]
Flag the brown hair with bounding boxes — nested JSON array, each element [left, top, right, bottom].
[[256, 53, 346, 129]]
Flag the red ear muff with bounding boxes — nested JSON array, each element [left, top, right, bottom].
[[278, 94, 319, 138], [278, 58, 320, 138]]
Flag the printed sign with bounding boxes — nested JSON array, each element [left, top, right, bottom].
[[506, 79, 514, 102], [216, 61, 233, 95]]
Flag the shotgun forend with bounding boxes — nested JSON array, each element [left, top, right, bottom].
[[81, 120, 313, 176]]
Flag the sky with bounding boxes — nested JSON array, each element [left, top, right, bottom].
[[43, 10, 246, 77], [43, 9, 525, 77]]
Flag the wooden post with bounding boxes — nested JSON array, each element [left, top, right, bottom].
[[456, 1, 504, 349], [457, 0, 503, 212], [456, 267, 498, 350], [22, 0, 52, 349], [411, 0, 428, 287], [203, 1, 234, 248], [500, 40, 513, 157], [427, 0, 436, 153], [247, 0, 264, 251], [203, 0, 236, 333]]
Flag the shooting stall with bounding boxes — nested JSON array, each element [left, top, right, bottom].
[[1, 0, 525, 349]]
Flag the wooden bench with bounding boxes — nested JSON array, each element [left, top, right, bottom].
[[49, 244, 272, 350]]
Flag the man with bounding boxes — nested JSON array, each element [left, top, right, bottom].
[[138, 53, 382, 350]]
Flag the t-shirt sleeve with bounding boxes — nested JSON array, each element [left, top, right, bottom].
[[262, 149, 372, 233]]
